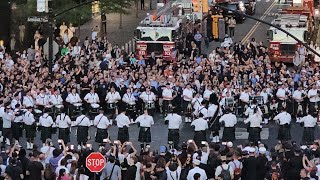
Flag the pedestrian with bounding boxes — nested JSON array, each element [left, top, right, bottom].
[[193, 31, 202, 54], [115, 108, 130, 144], [75, 112, 91, 149], [219, 108, 237, 142], [136, 109, 154, 150], [26, 151, 44, 180], [94, 108, 111, 150], [228, 17, 236, 37], [101, 156, 122, 180]]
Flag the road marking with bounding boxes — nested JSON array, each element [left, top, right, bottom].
[[219, 128, 269, 140], [241, 0, 277, 43]]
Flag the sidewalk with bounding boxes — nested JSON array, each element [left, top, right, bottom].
[[76, 1, 154, 46]]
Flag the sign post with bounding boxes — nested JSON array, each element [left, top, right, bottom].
[[86, 152, 106, 179]]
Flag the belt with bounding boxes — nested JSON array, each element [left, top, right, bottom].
[[169, 129, 179, 131], [304, 127, 314, 129]]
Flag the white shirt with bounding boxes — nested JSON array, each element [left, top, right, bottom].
[[245, 105, 262, 117], [162, 88, 173, 100], [274, 111, 291, 125], [240, 92, 250, 103], [39, 113, 54, 127], [276, 88, 286, 100], [40, 146, 55, 164], [13, 109, 23, 123], [11, 99, 21, 109], [106, 92, 121, 103], [2, 113, 13, 128], [222, 88, 233, 97], [94, 114, 111, 129], [23, 111, 35, 125], [260, 91, 269, 103], [165, 113, 182, 129], [115, 113, 130, 128], [297, 115, 317, 127], [308, 89, 320, 102], [166, 166, 182, 180], [66, 93, 81, 104], [183, 88, 193, 101], [122, 93, 136, 104], [244, 114, 262, 127], [84, 92, 100, 104], [208, 104, 222, 117], [191, 118, 208, 131], [192, 97, 203, 110], [55, 113, 71, 128], [203, 90, 213, 101], [219, 113, 237, 127], [194, 105, 208, 118], [75, 115, 91, 127], [136, 114, 154, 127], [50, 94, 63, 105], [140, 91, 156, 102], [293, 90, 303, 103], [187, 167, 207, 180], [23, 95, 35, 107], [36, 94, 49, 106]]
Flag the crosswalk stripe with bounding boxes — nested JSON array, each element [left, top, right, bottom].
[[219, 128, 269, 140]]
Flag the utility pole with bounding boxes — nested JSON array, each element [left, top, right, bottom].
[[48, 0, 53, 75]]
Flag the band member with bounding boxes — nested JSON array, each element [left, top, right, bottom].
[[219, 91, 234, 112], [75, 112, 91, 149], [172, 81, 183, 111], [94, 108, 111, 150], [192, 93, 203, 112], [276, 83, 289, 110], [194, 101, 208, 119], [66, 88, 82, 118], [293, 86, 304, 120], [219, 107, 237, 142], [39, 110, 54, 146], [36, 88, 50, 111], [297, 109, 317, 145], [123, 88, 137, 121], [50, 89, 64, 118], [207, 94, 221, 143], [12, 104, 24, 144], [140, 87, 157, 114], [191, 112, 208, 146], [164, 108, 182, 148], [2, 105, 14, 146], [136, 109, 154, 149], [273, 107, 292, 142], [115, 108, 130, 143], [84, 88, 100, 117], [239, 87, 250, 116], [183, 84, 194, 123], [245, 99, 262, 118], [269, 97, 278, 120], [162, 83, 174, 115], [56, 109, 72, 143], [23, 90, 35, 108], [307, 84, 320, 111], [105, 86, 121, 118], [23, 106, 36, 150], [11, 93, 21, 110], [244, 107, 262, 143], [203, 86, 214, 105]]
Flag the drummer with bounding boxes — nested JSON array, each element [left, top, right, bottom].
[[36, 88, 49, 112], [49, 89, 64, 118], [162, 83, 174, 115], [122, 88, 136, 122], [66, 88, 82, 118], [105, 86, 121, 119], [140, 87, 157, 114], [84, 88, 100, 117]]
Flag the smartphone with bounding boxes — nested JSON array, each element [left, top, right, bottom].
[[201, 141, 206, 145], [58, 139, 62, 144], [187, 154, 191, 158], [146, 145, 150, 148], [222, 142, 227, 145], [86, 144, 92, 148], [114, 141, 118, 145], [187, 140, 193, 144], [103, 139, 108, 143], [70, 145, 74, 150]]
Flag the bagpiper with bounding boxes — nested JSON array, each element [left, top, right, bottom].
[[191, 112, 208, 146], [219, 107, 237, 142], [244, 107, 262, 143], [23, 106, 36, 150], [136, 109, 154, 150], [297, 109, 317, 145], [75, 112, 91, 149], [115, 108, 130, 143], [94, 108, 111, 150], [39, 110, 54, 147], [55, 109, 72, 144], [273, 106, 292, 142], [164, 108, 182, 148]]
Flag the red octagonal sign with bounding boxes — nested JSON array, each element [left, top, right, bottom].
[[86, 152, 106, 172]]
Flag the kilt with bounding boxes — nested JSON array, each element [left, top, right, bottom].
[[248, 127, 261, 142], [118, 127, 129, 143], [138, 127, 151, 143], [278, 125, 291, 141], [222, 127, 235, 142], [194, 130, 206, 145], [95, 128, 108, 143], [41, 127, 52, 142], [77, 126, 89, 143], [302, 127, 315, 144], [25, 124, 36, 139], [183, 100, 192, 116], [12, 122, 23, 139], [168, 129, 180, 143], [58, 128, 70, 143], [209, 117, 220, 135]]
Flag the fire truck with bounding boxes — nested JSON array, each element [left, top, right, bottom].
[[135, 1, 195, 60], [267, 14, 309, 63]]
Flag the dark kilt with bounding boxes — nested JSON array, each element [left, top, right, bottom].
[[209, 117, 220, 136], [25, 124, 36, 139], [222, 127, 235, 142], [12, 122, 23, 139], [95, 128, 108, 143], [77, 126, 89, 143], [194, 130, 206, 145], [118, 127, 129, 143], [248, 127, 261, 142], [168, 129, 180, 143], [138, 127, 151, 143], [41, 127, 52, 142], [302, 127, 315, 144], [278, 125, 291, 141], [58, 128, 70, 143]]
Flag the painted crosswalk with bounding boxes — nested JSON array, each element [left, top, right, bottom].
[[218, 127, 269, 140]]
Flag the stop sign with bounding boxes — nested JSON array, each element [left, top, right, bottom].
[[86, 152, 106, 172]]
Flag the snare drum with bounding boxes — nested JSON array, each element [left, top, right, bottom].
[[74, 103, 82, 111], [34, 109, 42, 114], [127, 103, 136, 110], [107, 103, 117, 109], [55, 104, 64, 109], [91, 103, 100, 109], [45, 105, 53, 113], [145, 102, 155, 109]]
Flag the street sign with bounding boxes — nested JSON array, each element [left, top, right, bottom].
[[86, 152, 106, 172], [27, 16, 48, 22]]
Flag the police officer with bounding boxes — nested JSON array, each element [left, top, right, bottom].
[[191, 112, 208, 146], [55, 109, 72, 144], [115, 108, 130, 143], [273, 107, 292, 142], [136, 109, 154, 150], [94, 108, 111, 150], [165, 108, 182, 148], [244, 107, 262, 143], [23, 106, 36, 150], [219, 107, 237, 142], [39, 110, 54, 147], [75, 112, 91, 149], [297, 109, 317, 145]]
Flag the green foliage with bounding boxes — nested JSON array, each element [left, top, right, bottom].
[[100, 0, 133, 15]]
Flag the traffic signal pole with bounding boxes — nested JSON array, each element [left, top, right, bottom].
[[215, 4, 320, 59]]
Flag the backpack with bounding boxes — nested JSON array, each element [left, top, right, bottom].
[[220, 165, 231, 180], [233, 162, 241, 180]]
